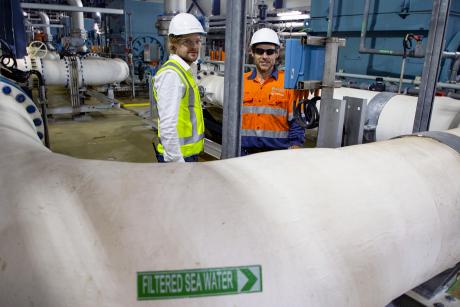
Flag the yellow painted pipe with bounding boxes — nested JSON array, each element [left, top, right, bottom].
[[121, 102, 150, 108]]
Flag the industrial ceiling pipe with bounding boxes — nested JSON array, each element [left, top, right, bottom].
[[164, 0, 186, 14], [0, 75, 460, 306], [21, 3, 124, 14], [66, 0, 87, 52], [37, 11, 55, 51]]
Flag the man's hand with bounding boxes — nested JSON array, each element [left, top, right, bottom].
[[288, 145, 302, 149]]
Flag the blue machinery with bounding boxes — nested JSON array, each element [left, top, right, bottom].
[[309, 0, 460, 83], [284, 39, 325, 89], [281, 0, 459, 149]]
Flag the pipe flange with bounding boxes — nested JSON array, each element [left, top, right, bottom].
[[0, 76, 46, 143], [80, 58, 85, 87], [81, 53, 100, 59], [23, 56, 29, 71], [63, 57, 70, 88], [39, 58, 46, 84]]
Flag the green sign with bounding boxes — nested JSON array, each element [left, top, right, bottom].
[[137, 265, 262, 300]]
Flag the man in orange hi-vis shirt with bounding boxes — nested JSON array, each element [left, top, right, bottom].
[[241, 28, 305, 155]]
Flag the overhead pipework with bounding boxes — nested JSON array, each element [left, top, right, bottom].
[[37, 11, 55, 51], [156, 0, 187, 36], [66, 0, 87, 52], [0, 74, 460, 306]]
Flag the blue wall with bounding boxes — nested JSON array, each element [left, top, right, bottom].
[[106, 0, 165, 59], [124, 0, 165, 61], [310, 0, 460, 82], [124, 0, 163, 39]]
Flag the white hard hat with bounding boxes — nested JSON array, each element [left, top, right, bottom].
[[250, 28, 280, 47], [168, 13, 206, 36]]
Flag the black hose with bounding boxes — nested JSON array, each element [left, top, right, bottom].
[[294, 96, 320, 129], [0, 38, 17, 69]]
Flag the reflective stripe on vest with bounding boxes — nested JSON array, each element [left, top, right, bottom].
[[153, 60, 204, 155], [241, 129, 289, 138], [242, 106, 287, 116]]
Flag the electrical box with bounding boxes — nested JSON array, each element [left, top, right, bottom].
[[284, 39, 325, 89]]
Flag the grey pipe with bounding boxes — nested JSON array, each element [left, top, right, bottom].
[[413, 0, 451, 133], [327, 0, 334, 37], [271, 22, 304, 29], [66, 0, 84, 37], [30, 23, 64, 28], [21, 3, 124, 14], [359, 0, 424, 58], [450, 57, 460, 82], [66, 0, 87, 52], [164, 0, 186, 14], [336, 72, 460, 90], [221, 0, 246, 159], [37, 12, 52, 42], [278, 32, 307, 37], [37, 12, 55, 51], [443, 51, 460, 58], [447, 92, 460, 99], [437, 81, 460, 90], [337, 72, 420, 85]]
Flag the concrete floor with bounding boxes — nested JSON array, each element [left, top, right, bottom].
[[49, 108, 157, 163], [46, 87, 216, 163], [46, 87, 157, 163]]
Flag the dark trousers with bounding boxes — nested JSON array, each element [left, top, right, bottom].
[[241, 147, 274, 156], [156, 154, 199, 163], [153, 142, 199, 163]]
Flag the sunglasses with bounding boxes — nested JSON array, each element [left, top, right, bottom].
[[253, 47, 277, 56]]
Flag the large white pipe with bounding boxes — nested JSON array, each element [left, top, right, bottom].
[[332, 88, 460, 141], [198, 75, 460, 140], [79, 58, 130, 86], [16, 56, 129, 86], [0, 77, 460, 306]]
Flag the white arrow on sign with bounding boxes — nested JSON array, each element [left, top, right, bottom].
[[237, 266, 261, 292]]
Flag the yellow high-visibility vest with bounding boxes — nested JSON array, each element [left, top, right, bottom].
[[153, 59, 205, 157]]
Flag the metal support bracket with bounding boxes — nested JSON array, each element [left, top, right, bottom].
[[343, 96, 367, 146], [297, 80, 342, 90], [316, 99, 346, 148], [363, 92, 397, 142], [316, 36, 346, 148], [413, 0, 451, 133]]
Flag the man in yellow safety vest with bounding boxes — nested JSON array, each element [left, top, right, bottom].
[[152, 13, 206, 162]]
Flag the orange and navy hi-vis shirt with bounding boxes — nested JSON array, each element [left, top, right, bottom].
[[242, 68, 305, 150]]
